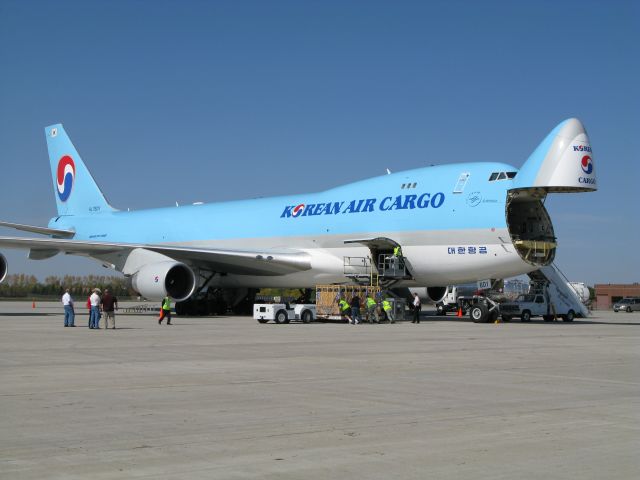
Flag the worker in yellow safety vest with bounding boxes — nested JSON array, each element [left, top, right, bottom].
[[338, 298, 354, 324], [159, 296, 172, 325], [390, 245, 403, 275], [366, 295, 379, 323], [382, 299, 394, 323]]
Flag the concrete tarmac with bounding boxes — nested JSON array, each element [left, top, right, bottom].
[[0, 301, 638, 479]]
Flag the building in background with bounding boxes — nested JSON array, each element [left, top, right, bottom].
[[594, 284, 640, 310]]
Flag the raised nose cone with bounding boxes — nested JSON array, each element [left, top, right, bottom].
[[514, 118, 596, 192]]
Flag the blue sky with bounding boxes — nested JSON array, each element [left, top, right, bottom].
[[0, 0, 638, 286]]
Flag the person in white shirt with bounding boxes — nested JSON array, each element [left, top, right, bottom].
[[412, 292, 421, 324], [89, 288, 101, 329], [61, 289, 75, 327]]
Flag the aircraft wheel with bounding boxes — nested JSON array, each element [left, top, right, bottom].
[[563, 310, 575, 322], [470, 304, 489, 323], [521, 310, 532, 322], [301, 310, 313, 323], [275, 310, 289, 324], [489, 309, 499, 321], [436, 304, 445, 315]]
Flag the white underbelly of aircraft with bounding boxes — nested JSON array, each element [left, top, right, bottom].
[[197, 229, 534, 289]]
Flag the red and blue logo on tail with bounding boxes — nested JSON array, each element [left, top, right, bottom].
[[581, 155, 593, 175], [56, 155, 75, 202]]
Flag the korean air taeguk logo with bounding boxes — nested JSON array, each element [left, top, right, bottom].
[[581, 155, 593, 175], [56, 155, 76, 202]]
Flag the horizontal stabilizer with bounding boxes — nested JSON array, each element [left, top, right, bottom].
[[0, 221, 75, 238]]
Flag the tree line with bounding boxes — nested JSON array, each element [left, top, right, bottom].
[[0, 274, 133, 298]]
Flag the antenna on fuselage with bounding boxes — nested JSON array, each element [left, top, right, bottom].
[[386, 168, 392, 174]]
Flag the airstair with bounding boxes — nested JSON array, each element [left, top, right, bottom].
[[527, 264, 590, 318]]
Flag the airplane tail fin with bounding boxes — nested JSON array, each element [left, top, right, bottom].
[[45, 124, 116, 216], [513, 118, 597, 192]]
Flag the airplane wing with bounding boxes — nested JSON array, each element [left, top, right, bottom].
[[0, 236, 311, 276]]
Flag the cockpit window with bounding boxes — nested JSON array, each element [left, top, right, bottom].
[[489, 171, 517, 181]]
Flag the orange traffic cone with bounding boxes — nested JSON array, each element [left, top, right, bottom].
[[32, 300, 36, 309], [456, 307, 462, 317]]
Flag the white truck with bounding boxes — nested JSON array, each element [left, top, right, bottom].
[[467, 265, 589, 323], [498, 292, 576, 322], [253, 303, 316, 324]]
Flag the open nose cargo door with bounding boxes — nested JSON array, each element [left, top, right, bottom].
[[506, 118, 597, 266]]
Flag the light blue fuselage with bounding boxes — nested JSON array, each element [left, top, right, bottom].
[[50, 161, 531, 288]]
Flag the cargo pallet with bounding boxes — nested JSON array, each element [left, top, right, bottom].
[[315, 284, 382, 320]]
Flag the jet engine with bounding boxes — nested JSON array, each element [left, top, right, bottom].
[[426, 286, 448, 303], [130, 261, 196, 301], [0, 253, 7, 283]]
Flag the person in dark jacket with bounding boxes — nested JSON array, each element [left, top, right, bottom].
[[101, 289, 118, 329], [350, 294, 362, 324]]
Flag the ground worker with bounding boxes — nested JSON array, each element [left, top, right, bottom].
[[159, 296, 172, 325], [338, 297, 354, 324], [350, 294, 362, 324], [382, 298, 394, 323], [366, 294, 379, 323], [391, 245, 403, 274], [411, 292, 421, 323]]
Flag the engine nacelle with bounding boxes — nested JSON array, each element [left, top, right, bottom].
[[0, 253, 7, 284], [426, 286, 448, 303], [131, 261, 196, 301]]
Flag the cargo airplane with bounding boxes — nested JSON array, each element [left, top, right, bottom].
[[0, 119, 596, 316]]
